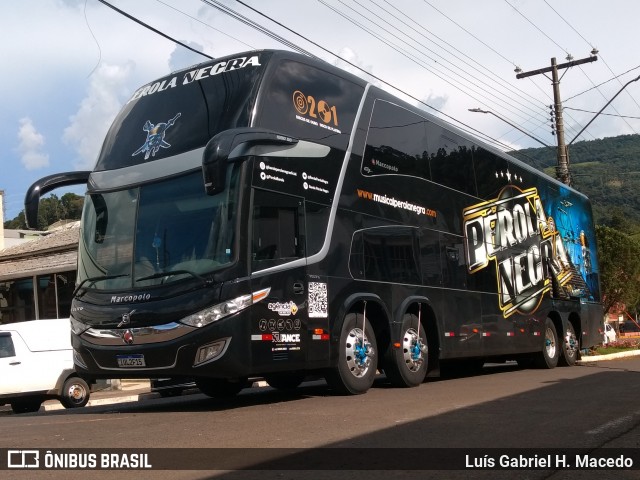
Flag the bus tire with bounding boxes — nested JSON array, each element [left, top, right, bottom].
[[384, 314, 428, 387], [325, 312, 378, 395], [265, 373, 306, 390], [534, 318, 560, 369], [11, 399, 43, 414], [196, 378, 246, 399], [559, 321, 579, 366], [61, 376, 90, 408]]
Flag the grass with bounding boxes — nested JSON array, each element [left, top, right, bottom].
[[587, 338, 640, 356]]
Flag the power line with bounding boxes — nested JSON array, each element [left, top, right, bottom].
[[372, 0, 549, 118], [542, 0, 640, 113], [417, 0, 585, 141], [564, 64, 640, 102], [325, 0, 546, 127], [155, 0, 256, 50], [421, 0, 518, 69], [504, 0, 569, 56], [564, 107, 640, 120], [200, 0, 315, 58], [96, 0, 212, 59], [223, 0, 522, 152]]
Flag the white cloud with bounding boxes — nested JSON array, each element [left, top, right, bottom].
[[17, 117, 50, 170], [63, 62, 134, 170], [169, 41, 207, 72], [333, 47, 376, 82]]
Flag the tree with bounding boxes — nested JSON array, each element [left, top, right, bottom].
[[596, 225, 640, 314], [3, 193, 84, 231]]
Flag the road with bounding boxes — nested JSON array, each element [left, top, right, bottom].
[[1, 357, 640, 480]]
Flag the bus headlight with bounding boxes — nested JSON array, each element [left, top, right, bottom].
[[180, 287, 270, 328], [70, 316, 89, 335]]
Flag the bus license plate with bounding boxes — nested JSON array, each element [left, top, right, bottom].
[[116, 354, 146, 367]]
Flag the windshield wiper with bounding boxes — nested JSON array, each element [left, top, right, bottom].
[[73, 274, 130, 297], [135, 270, 211, 286]]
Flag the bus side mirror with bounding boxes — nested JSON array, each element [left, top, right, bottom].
[[24, 171, 91, 229], [202, 128, 298, 195]]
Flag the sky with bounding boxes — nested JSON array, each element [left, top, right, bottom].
[[2, 0, 640, 221]]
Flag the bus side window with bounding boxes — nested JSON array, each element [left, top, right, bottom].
[[428, 127, 477, 196], [440, 233, 468, 289], [349, 227, 421, 284], [363, 100, 430, 180], [252, 189, 304, 269]]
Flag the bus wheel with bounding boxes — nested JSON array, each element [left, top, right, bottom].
[[384, 314, 428, 387], [534, 318, 560, 369], [61, 376, 90, 408], [11, 399, 43, 414], [325, 313, 378, 395], [196, 378, 246, 399], [265, 373, 306, 391], [559, 322, 579, 366]]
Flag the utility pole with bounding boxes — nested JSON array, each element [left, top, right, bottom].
[[516, 55, 597, 186]]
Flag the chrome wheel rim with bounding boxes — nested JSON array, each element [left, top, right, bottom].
[[545, 326, 557, 359], [565, 327, 578, 359], [345, 327, 374, 378], [402, 328, 427, 372], [66, 383, 87, 405]]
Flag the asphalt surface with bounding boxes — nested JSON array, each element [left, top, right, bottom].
[[29, 347, 640, 412]]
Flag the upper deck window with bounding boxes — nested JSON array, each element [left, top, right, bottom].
[[363, 100, 477, 196], [95, 53, 268, 172], [256, 59, 364, 151]]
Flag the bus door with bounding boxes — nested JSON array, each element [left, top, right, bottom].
[[249, 188, 308, 371]]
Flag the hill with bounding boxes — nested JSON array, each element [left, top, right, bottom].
[[512, 134, 640, 234], [4, 135, 640, 234]]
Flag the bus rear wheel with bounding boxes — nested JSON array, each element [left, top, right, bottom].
[[196, 378, 246, 399], [325, 312, 378, 395], [534, 318, 560, 369], [559, 321, 579, 366], [384, 314, 428, 387]]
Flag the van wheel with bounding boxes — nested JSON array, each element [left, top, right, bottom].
[[384, 314, 428, 387], [61, 377, 90, 408], [196, 378, 246, 398], [559, 322, 579, 366], [534, 318, 560, 369], [265, 373, 306, 390], [325, 313, 378, 395], [11, 399, 42, 414]]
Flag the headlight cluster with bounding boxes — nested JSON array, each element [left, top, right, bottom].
[[180, 287, 270, 328], [70, 316, 89, 335]]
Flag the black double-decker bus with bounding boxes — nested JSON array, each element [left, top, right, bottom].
[[25, 50, 603, 396]]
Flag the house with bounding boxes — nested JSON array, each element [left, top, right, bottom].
[[0, 221, 79, 325]]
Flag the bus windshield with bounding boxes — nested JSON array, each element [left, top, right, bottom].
[[77, 166, 240, 291]]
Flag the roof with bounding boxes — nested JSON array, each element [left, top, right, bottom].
[[0, 222, 79, 280]]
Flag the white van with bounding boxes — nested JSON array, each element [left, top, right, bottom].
[[0, 318, 91, 413]]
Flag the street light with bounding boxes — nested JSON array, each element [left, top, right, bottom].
[[568, 73, 640, 145], [468, 108, 551, 148]]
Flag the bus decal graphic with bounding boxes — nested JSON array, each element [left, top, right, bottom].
[[463, 185, 572, 318], [131, 113, 181, 160], [308, 282, 328, 318], [356, 189, 436, 218], [293, 90, 341, 134], [127, 55, 262, 105]]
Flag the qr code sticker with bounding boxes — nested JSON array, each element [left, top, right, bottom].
[[308, 282, 328, 318]]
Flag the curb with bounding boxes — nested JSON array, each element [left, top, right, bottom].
[[578, 349, 640, 363], [42, 380, 270, 411]]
